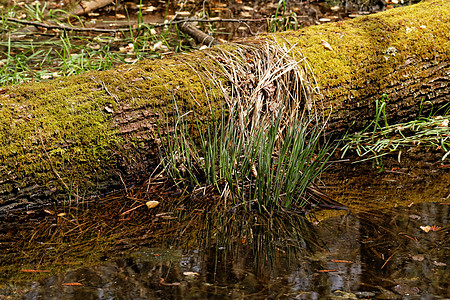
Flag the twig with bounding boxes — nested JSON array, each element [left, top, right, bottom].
[[180, 22, 220, 46], [121, 203, 145, 215], [381, 249, 398, 269], [6, 17, 268, 34], [100, 80, 120, 103], [70, 0, 113, 16], [6, 17, 120, 33]]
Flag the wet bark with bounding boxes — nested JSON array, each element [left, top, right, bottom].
[[0, 0, 449, 211]]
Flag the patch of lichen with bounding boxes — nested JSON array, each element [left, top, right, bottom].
[[269, 0, 449, 108]]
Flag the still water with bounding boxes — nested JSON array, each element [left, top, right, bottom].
[[5, 202, 447, 299]]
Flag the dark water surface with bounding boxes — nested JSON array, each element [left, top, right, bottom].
[[4, 202, 447, 299]]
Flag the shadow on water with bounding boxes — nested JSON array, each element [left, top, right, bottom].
[[0, 198, 448, 299]]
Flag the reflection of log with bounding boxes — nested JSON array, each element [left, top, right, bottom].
[[0, 0, 449, 210]]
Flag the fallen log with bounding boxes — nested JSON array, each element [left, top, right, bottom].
[[68, 0, 114, 16], [0, 0, 448, 210]]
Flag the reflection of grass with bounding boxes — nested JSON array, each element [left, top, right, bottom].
[[341, 95, 450, 163], [0, 190, 320, 289]]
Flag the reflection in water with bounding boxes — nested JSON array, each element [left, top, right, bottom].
[[11, 202, 447, 299]]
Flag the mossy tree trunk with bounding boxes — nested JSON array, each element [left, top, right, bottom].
[[0, 0, 448, 211]]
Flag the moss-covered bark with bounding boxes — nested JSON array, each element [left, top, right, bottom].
[[273, 0, 450, 132], [0, 0, 449, 209]]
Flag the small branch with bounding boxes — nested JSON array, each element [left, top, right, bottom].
[[6, 17, 268, 34], [69, 0, 114, 16], [180, 22, 220, 46], [154, 17, 267, 28], [6, 17, 119, 33]]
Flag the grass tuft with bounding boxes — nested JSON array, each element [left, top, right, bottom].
[[341, 95, 450, 163], [159, 41, 334, 212]]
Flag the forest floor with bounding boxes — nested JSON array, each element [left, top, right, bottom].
[[0, 0, 411, 85]]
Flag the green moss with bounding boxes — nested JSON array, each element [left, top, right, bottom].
[[0, 51, 225, 201], [1, 0, 447, 202], [271, 0, 449, 108]]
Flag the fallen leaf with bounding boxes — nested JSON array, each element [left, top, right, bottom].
[[62, 282, 83, 286], [420, 225, 431, 233], [321, 40, 334, 51], [183, 272, 200, 276], [420, 225, 441, 232], [411, 255, 424, 261], [153, 41, 163, 51], [331, 259, 353, 263], [88, 43, 100, 50], [104, 106, 114, 113], [176, 11, 190, 17], [317, 269, 340, 273], [124, 58, 138, 63], [21, 269, 50, 273], [331, 6, 340, 11], [409, 214, 421, 220], [146, 201, 159, 209], [429, 225, 441, 231], [160, 278, 181, 286], [144, 6, 157, 12]]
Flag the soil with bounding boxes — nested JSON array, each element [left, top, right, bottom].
[[87, 0, 420, 41], [3, 0, 419, 41]]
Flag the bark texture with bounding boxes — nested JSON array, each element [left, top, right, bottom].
[[0, 0, 449, 210]]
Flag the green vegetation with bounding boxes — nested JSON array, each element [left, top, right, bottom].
[[159, 103, 330, 212], [341, 95, 450, 163], [267, 0, 299, 33], [0, 1, 197, 86], [159, 42, 332, 213]]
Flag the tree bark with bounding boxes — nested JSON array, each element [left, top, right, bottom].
[[0, 0, 449, 211], [69, 0, 114, 16]]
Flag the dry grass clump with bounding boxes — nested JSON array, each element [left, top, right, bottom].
[[207, 40, 323, 144], [159, 40, 338, 212]]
